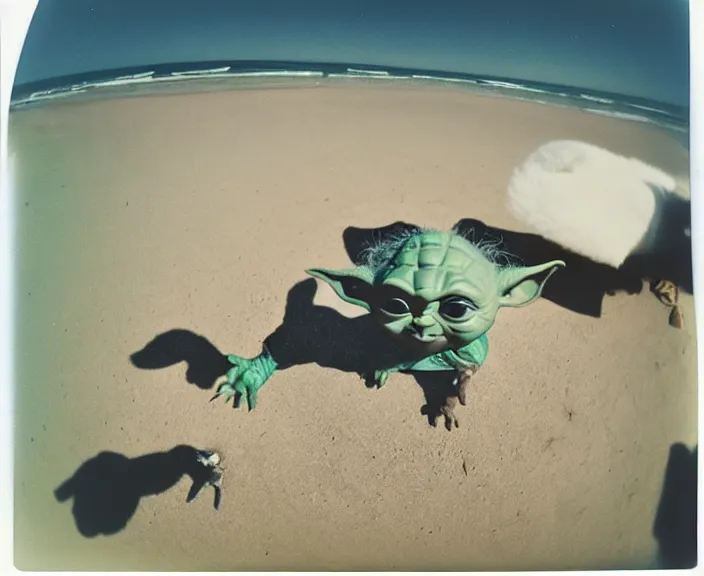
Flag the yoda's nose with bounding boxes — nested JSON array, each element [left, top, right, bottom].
[[413, 315, 435, 328]]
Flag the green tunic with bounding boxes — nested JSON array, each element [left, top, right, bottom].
[[396, 333, 489, 372]]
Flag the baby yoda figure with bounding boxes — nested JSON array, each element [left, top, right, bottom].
[[213, 228, 565, 429]]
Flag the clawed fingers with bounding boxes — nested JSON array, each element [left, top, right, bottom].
[[421, 403, 459, 431], [210, 382, 234, 403], [232, 382, 258, 411], [373, 370, 389, 388], [456, 367, 477, 406], [212, 379, 258, 411], [246, 387, 257, 411], [212, 353, 272, 413], [441, 409, 459, 431], [457, 378, 468, 406]]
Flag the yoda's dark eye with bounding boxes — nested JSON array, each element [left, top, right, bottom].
[[439, 298, 476, 321], [382, 297, 411, 315]]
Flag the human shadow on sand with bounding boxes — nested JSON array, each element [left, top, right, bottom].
[[653, 442, 697, 569], [343, 206, 692, 320], [54, 445, 220, 537]]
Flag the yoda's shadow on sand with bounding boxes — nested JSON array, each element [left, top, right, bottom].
[[131, 211, 692, 427], [131, 283, 461, 427]]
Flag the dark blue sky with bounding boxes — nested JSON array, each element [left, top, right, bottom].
[[15, 0, 690, 106]]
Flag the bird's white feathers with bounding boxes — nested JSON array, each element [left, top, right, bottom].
[[506, 140, 679, 268]]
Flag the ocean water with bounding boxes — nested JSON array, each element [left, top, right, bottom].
[[10, 60, 689, 140]]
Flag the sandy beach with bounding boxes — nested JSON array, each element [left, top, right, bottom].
[[10, 83, 696, 570]]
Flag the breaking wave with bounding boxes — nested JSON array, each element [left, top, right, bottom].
[[10, 60, 688, 133]]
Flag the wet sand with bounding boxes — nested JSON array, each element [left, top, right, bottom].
[[10, 83, 696, 570]]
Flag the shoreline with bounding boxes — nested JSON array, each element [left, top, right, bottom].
[[10, 76, 690, 154], [11, 61, 689, 136]]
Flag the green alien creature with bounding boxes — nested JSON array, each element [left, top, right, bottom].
[[213, 227, 565, 429]]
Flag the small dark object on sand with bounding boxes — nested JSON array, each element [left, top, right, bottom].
[[187, 450, 224, 510], [651, 280, 684, 329]]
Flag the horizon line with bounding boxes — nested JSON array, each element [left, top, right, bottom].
[[12, 58, 689, 112]]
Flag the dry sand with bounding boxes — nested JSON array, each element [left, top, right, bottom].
[[10, 83, 696, 570]]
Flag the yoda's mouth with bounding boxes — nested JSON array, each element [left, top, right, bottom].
[[404, 329, 443, 343]]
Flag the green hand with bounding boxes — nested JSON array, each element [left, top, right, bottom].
[[211, 346, 278, 411], [362, 366, 402, 388], [374, 369, 391, 388]]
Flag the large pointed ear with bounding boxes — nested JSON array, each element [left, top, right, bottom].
[[498, 260, 565, 308], [305, 266, 376, 312]]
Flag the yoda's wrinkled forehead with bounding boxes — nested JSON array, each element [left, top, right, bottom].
[[373, 230, 499, 302], [307, 228, 565, 316]]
